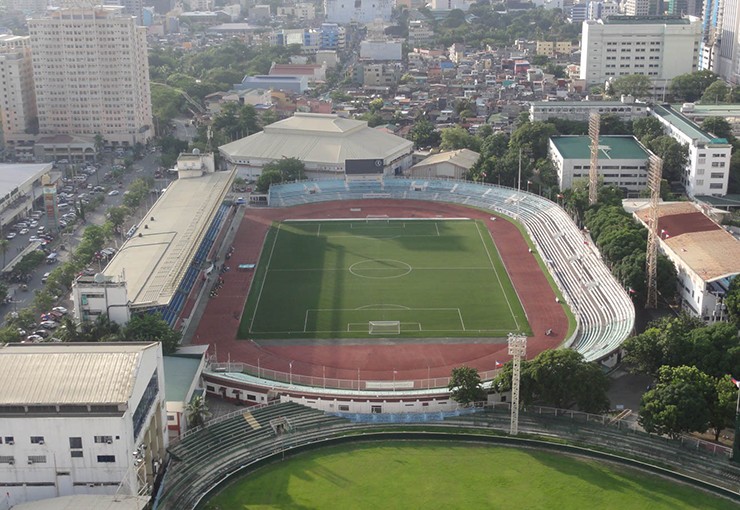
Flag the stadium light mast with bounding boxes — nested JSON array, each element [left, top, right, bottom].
[[645, 155, 663, 309], [588, 113, 600, 206], [508, 333, 527, 436]]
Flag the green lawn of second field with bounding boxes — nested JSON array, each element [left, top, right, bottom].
[[202, 441, 737, 510], [239, 219, 530, 339]]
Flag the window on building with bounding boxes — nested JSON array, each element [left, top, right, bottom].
[[71, 451, 83, 458], [97, 455, 116, 463], [711, 172, 724, 179], [28, 455, 47, 464], [94, 436, 113, 444], [709, 183, 723, 189], [133, 371, 159, 438], [4, 437, 13, 445], [30, 436, 44, 444], [69, 437, 82, 449]]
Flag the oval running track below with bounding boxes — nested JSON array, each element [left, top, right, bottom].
[[189, 200, 568, 382]]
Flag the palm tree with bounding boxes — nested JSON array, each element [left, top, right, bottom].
[[185, 395, 212, 429], [0, 239, 9, 270]]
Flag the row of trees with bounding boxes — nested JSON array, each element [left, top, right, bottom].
[[448, 349, 611, 415], [623, 314, 739, 440]]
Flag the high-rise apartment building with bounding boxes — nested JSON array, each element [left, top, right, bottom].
[[715, 0, 740, 83], [623, 0, 661, 16], [0, 35, 38, 153], [700, 0, 723, 72], [580, 16, 702, 96], [28, 5, 152, 147]]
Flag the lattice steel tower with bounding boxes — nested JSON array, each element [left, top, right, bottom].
[[588, 113, 600, 206], [645, 155, 663, 309], [507, 333, 527, 436]]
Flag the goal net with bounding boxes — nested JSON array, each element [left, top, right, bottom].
[[368, 321, 401, 335]]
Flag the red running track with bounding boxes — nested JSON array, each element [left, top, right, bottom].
[[190, 200, 568, 382]]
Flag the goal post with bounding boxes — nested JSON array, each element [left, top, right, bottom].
[[368, 321, 401, 335]]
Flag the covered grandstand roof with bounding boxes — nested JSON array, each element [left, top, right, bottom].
[[218, 113, 413, 165], [0, 343, 158, 406], [634, 202, 740, 282], [103, 170, 234, 309]]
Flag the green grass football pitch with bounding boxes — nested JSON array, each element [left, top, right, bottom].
[[202, 442, 737, 510], [239, 219, 530, 339]]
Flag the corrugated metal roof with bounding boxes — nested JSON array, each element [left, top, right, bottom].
[[0, 344, 156, 405]]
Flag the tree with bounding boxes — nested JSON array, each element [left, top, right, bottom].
[[643, 136, 688, 182], [256, 168, 283, 194], [124, 313, 181, 354], [599, 114, 631, 135], [687, 321, 740, 378], [493, 349, 610, 413], [509, 120, 557, 160], [639, 365, 715, 439], [670, 71, 718, 102], [480, 132, 509, 159], [701, 80, 731, 104], [94, 133, 105, 156], [440, 126, 481, 152], [633, 117, 664, 142], [609, 74, 652, 99], [409, 118, 441, 148], [701, 117, 734, 141], [448, 366, 485, 405], [107, 206, 129, 233], [622, 314, 703, 375], [0, 239, 9, 269], [726, 276, 740, 324], [186, 395, 212, 428], [709, 376, 738, 441]]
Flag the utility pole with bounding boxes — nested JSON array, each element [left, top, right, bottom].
[[508, 333, 527, 436]]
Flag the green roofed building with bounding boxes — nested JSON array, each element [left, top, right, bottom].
[[548, 135, 651, 194]]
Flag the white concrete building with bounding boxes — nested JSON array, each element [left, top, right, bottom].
[[219, 113, 414, 180], [28, 5, 153, 147], [0, 342, 167, 507], [408, 149, 480, 179], [623, 0, 659, 16], [323, 0, 392, 23], [277, 2, 316, 19], [649, 104, 732, 197], [580, 16, 702, 97], [0, 35, 37, 155], [360, 40, 403, 61], [72, 153, 234, 324], [529, 97, 648, 122], [429, 0, 476, 10], [549, 135, 651, 193], [632, 202, 740, 322]]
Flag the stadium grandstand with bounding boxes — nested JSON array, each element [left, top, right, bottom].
[[266, 178, 635, 362], [71, 152, 236, 327]]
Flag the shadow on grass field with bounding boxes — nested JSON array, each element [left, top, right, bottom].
[[201, 441, 736, 510]]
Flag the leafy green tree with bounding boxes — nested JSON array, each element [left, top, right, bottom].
[[448, 366, 486, 405], [255, 157, 306, 193], [633, 117, 664, 142], [701, 117, 734, 141], [599, 114, 631, 135], [186, 395, 212, 428], [639, 365, 715, 439], [32, 289, 55, 316], [509, 120, 557, 160], [493, 349, 610, 413], [609, 74, 652, 99], [687, 322, 740, 378], [700, 80, 731, 104], [409, 118, 441, 148], [359, 111, 384, 127], [480, 132, 509, 159], [643, 136, 688, 182], [476, 124, 493, 139], [709, 376, 738, 441], [0, 239, 9, 269], [726, 276, 740, 324], [256, 168, 283, 194], [0, 326, 22, 343], [107, 206, 129, 234], [124, 313, 181, 354], [440, 126, 481, 152], [670, 70, 718, 102], [59, 315, 121, 342]]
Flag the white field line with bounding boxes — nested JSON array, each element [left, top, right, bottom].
[[248, 224, 281, 334], [475, 221, 520, 331]]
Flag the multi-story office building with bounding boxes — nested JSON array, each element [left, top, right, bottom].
[[277, 3, 316, 19], [587, 1, 619, 21], [623, 0, 660, 15], [319, 23, 345, 50], [580, 16, 702, 97], [324, 0, 392, 23], [0, 35, 37, 155], [700, 0, 723, 72], [715, 0, 740, 83], [28, 5, 152, 148]]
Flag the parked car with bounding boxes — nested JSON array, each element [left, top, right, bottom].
[[39, 321, 58, 330], [5, 232, 16, 240], [25, 334, 44, 342], [29, 220, 38, 228], [32, 329, 50, 338], [19, 228, 29, 235], [52, 306, 68, 315], [108, 190, 119, 196]]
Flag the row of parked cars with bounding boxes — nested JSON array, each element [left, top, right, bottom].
[[6, 212, 48, 241], [21, 306, 68, 343]]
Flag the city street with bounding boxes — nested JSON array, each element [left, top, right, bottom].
[[1, 150, 168, 325]]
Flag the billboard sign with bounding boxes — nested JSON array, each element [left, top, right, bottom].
[[345, 159, 385, 175]]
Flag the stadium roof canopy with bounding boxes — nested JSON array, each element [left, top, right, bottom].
[[103, 170, 234, 309], [634, 202, 740, 282], [219, 113, 413, 166], [0, 343, 158, 406]]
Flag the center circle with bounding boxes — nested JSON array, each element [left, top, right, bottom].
[[348, 259, 412, 279]]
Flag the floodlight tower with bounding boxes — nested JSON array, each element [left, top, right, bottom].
[[588, 113, 600, 206], [507, 333, 527, 436], [645, 155, 663, 309]]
